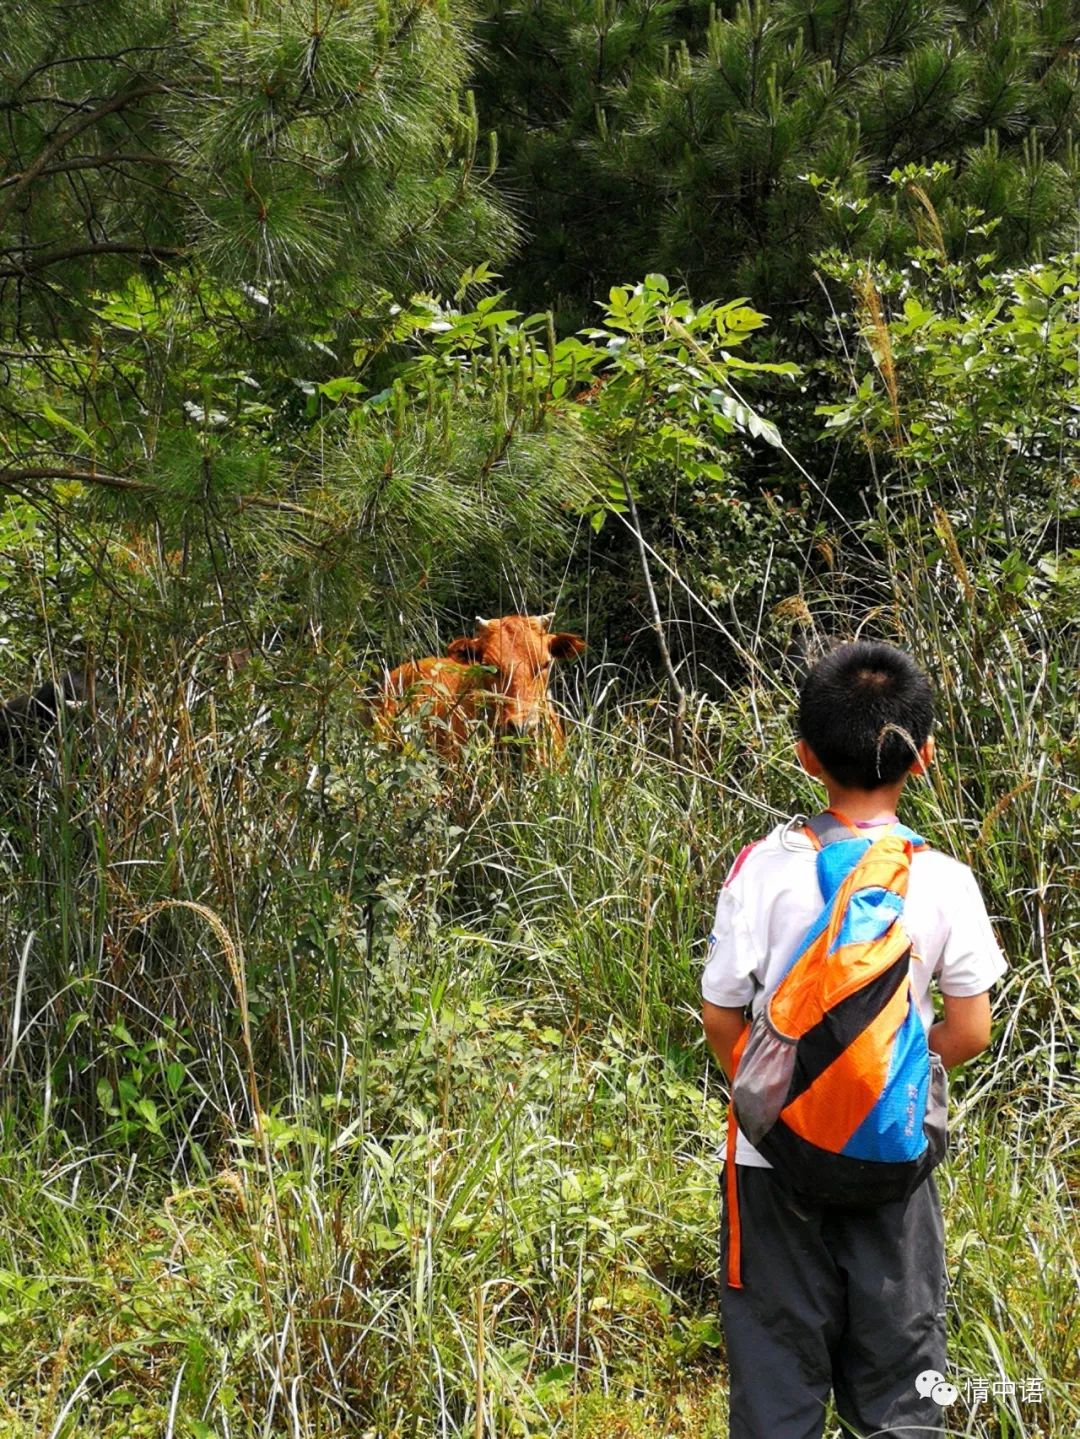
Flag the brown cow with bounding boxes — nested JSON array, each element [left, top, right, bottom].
[[379, 613, 585, 752]]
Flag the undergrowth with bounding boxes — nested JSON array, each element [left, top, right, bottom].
[[0, 518, 1077, 1437]]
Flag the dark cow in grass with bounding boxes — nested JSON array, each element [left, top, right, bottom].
[[0, 669, 99, 767]]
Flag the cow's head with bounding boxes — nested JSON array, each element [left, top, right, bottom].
[[446, 613, 585, 733]]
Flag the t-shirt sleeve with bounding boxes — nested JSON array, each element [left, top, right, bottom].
[[701, 881, 763, 1009], [935, 864, 1008, 996]]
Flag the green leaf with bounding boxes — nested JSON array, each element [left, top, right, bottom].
[[721, 353, 800, 376], [316, 377, 364, 401], [135, 1099, 160, 1131], [41, 403, 94, 452], [901, 296, 935, 328], [747, 411, 783, 447], [725, 306, 768, 332]]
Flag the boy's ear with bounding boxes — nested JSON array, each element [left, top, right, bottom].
[[909, 736, 936, 776], [796, 738, 824, 779], [447, 635, 484, 663]]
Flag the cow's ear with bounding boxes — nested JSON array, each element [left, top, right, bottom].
[[447, 635, 484, 663], [548, 633, 586, 661]]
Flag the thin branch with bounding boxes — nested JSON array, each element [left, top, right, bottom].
[[0, 241, 186, 278], [0, 467, 152, 492], [604, 364, 688, 766], [235, 494, 321, 518], [2, 467, 323, 519], [0, 152, 179, 190], [12, 43, 179, 96], [0, 82, 164, 230], [619, 460, 688, 765]]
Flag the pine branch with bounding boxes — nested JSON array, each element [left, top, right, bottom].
[[11, 43, 178, 95], [0, 81, 164, 231], [0, 241, 186, 278], [0, 466, 153, 492], [0, 152, 179, 190]]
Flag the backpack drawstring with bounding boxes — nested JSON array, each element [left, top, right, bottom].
[[725, 1024, 750, 1289], [725, 1102, 743, 1288]]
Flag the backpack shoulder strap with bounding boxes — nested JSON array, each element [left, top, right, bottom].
[[802, 809, 931, 854], [802, 809, 862, 850]]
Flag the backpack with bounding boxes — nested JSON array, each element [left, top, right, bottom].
[[724, 809, 948, 1288]]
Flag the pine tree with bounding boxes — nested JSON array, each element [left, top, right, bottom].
[[0, 0, 512, 498], [476, 0, 1080, 326], [0, 2, 573, 655]]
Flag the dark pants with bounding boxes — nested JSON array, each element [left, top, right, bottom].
[[720, 1164, 948, 1439]]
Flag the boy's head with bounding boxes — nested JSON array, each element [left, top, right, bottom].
[[797, 641, 934, 792]]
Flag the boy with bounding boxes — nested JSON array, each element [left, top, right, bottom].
[[702, 641, 1007, 1439]]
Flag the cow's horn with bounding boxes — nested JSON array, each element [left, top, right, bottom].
[[535, 611, 555, 631], [475, 615, 493, 631]]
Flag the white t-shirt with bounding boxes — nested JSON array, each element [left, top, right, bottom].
[[701, 818, 1008, 1167]]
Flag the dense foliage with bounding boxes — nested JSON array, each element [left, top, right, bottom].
[[2, 1, 509, 310], [477, 0, 1080, 325]]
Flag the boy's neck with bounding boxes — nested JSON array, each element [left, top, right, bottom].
[[820, 780, 907, 826]]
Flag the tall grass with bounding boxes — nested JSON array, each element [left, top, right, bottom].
[[0, 521, 1077, 1436]]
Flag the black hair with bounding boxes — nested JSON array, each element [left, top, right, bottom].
[[797, 641, 933, 790]]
